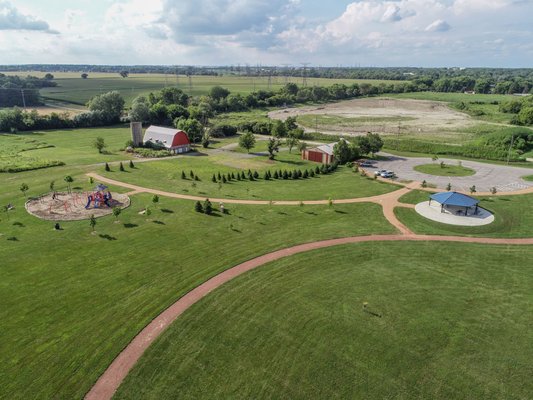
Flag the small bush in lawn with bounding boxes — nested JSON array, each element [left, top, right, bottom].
[[273, 170, 279, 179], [303, 170, 309, 178], [227, 173, 232, 181], [105, 162, 110, 172], [320, 164, 327, 174], [297, 170, 302, 178], [194, 175, 200, 181], [353, 165, 359, 173], [282, 170, 289, 179], [119, 162, 124, 171], [212, 174, 217, 183], [181, 170, 186, 179], [241, 171, 246, 179], [421, 180, 427, 188], [249, 174, 255, 181], [203, 199, 213, 215], [218, 172, 222, 180], [195, 201, 203, 213], [190, 170, 194, 179], [264, 172, 270, 180], [292, 170, 298, 179], [247, 169, 252, 176], [237, 173, 242, 181], [490, 186, 497, 195], [446, 183, 452, 191], [253, 171, 259, 179], [222, 175, 227, 183], [315, 166, 320, 174], [231, 172, 236, 180], [310, 169, 315, 177], [129, 160, 135, 168], [346, 161, 353, 168]]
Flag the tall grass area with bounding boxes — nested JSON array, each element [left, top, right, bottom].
[[115, 242, 533, 400]]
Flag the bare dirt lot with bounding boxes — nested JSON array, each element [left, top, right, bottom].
[[269, 97, 478, 140]]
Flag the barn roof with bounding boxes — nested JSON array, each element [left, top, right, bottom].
[[309, 142, 336, 156], [430, 192, 479, 207], [143, 125, 189, 149]]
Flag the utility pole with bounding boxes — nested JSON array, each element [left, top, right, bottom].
[[20, 88, 26, 110], [507, 135, 515, 165], [301, 62, 310, 87]]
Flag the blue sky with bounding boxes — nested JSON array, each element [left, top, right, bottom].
[[1, 0, 532, 67]]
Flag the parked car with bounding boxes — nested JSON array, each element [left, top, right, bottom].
[[359, 160, 374, 167], [380, 171, 395, 178], [374, 169, 387, 176]]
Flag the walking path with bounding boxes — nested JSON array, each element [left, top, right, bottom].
[[85, 233, 533, 400], [84, 171, 533, 400]]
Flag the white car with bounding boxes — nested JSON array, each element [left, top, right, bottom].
[[374, 169, 387, 176], [380, 171, 395, 178]]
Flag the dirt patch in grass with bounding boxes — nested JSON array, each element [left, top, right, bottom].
[[269, 97, 478, 140]]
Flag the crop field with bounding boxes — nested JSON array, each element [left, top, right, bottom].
[[115, 241, 533, 400], [1, 71, 403, 107]]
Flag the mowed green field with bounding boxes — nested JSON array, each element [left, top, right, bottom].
[[413, 163, 476, 177], [99, 151, 399, 201], [0, 172, 394, 399], [0, 71, 402, 106], [115, 242, 533, 400]]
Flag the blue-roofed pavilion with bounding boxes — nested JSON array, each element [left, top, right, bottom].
[[429, 192, 480, 216]]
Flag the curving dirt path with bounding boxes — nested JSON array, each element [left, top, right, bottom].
[[85, 233, 533, 400], [84, 171, 533, 399]]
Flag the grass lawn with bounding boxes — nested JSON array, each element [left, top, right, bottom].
[[115, 241, 533, 400], [0, 169, 396, 400], [522, 175, 533, 181], [394, 191, 533, 238], [413, 163, 476, 177], [100, 152, 399, 201], [0, 126, 133, 170]]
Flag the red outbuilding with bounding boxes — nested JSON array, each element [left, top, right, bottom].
[[143, 125, 191, 154], [301, 142, 336, 164]]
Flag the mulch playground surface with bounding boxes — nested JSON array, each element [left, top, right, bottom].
[[25, 192, 130, 221]]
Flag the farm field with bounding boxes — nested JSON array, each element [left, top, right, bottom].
[[115, 241, 533, 400], [0, 71, 403, 107]]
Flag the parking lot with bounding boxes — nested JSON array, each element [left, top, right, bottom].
[[365, 153, 533, 193]]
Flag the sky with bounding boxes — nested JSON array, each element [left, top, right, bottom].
[[0, 0, 532, 67]]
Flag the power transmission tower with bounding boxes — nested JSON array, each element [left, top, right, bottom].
[[301, 62, 310, 87], [280, 64, 290, 84]]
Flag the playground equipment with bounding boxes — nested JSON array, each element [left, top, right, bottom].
[[85, 184, 113, 209]]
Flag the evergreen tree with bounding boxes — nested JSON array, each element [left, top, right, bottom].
[[264, 171, 270, 180], [204, 199, 213, 215], [181, 170, 186, 179], [249, 174, 255, 181], [195, 201, 203, 213], [315, 166, 320, 174], [105, 162, 111, 172], [194, 175, 200, 181], [297, 170, 302, 178], [253, 171, 259, 179], [241, 171, 246, 180], [119, 162, 125, 171], [222, 175, 227, 183], [218, 172, 222, 180], [273, 170, 279, 179], [310, 169, 315, 177], [237, 173, 242, 181], [190, 170, 194, 179], [212, 174, 217, 183], [231, 172, 235, 179], [282, 170, 289, 179], [303, 169, 309, 178], [129, 160, 135, 168]]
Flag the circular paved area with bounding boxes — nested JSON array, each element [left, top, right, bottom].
[[415, 201, 494, 226], [372, 153, 533, 193]]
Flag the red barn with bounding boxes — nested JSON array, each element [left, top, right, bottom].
[[143, 125, 191, 154], [301, 142, 336, 164]]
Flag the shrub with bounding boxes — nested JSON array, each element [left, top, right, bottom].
[[253, 171, 259, 179], [119, 162, 124, 171], [195, 201, 203, 213], [181, 171, 186, 179], [273, 170, 279, 179], [129, 160, 135, 168], [105, 162, 110, 172], [222, 175, 227, 183], [203, 199, 212, 215], [212, 174, 217, 183]]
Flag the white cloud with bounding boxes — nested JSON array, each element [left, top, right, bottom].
[[0, 1, 58, 33], [425, 19, 450, 32]]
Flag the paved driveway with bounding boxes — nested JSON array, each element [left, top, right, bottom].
[[370, 153, 533, 193]]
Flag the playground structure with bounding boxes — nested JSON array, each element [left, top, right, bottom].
[[85, 184, 114, 209], [25, 184, 130, 221]]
